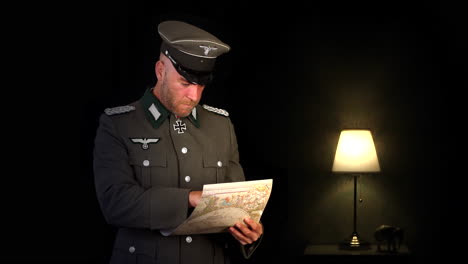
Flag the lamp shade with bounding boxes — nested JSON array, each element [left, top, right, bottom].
[[332, 129, 381, 173]]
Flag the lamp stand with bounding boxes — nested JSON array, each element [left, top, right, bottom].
[[339, 174, 370, 250]]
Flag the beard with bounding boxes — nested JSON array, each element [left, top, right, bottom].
[[160, 78, 197, 117]]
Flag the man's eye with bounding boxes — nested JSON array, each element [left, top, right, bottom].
[[181, 82, 190, 87]]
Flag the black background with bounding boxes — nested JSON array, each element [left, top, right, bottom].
[[3, 1, 460, 263]]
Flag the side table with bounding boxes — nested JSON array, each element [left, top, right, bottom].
[[302, 244, 411, 263]]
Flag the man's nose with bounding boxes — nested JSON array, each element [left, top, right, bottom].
[[186, 84, 204, 101]]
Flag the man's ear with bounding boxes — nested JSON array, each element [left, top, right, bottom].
[[155, 60, 164, 81]]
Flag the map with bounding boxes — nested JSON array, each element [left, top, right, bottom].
[[161, 179, 273, 236]]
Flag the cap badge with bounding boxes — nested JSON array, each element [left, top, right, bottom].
[[130, 138, 160, 150], [173, 119, 187, 134], [199, 45, 218, 56]]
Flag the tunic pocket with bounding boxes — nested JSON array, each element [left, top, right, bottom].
[[111, 228, 157, 264], [129, 151, 167, 189], [203, 154, 228, 183]]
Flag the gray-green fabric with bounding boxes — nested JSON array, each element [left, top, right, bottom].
[[94, 88, 262, 264], [158, 20, 230, 72]]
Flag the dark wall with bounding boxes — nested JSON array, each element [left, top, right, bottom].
[[4, 2, 455, 263], [283, 11, 444, 256]]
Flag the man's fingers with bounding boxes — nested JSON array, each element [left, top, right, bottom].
[[243, 217, 257, 229], [229, 226, 251, 245], [229, 217, 264, 245], [234, 222, 260, 242], [244, 217, 263, 236]]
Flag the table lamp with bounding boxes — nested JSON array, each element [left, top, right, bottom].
[[332, 129, 381, 249]]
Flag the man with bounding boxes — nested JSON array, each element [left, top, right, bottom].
[[93, 20, 263, 264]]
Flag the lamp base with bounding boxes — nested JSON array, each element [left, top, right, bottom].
[[339, 232, 371, 250]]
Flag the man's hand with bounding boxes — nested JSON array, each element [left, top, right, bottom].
[[189, 191, 202, 208], [228, 217, 263, 245]]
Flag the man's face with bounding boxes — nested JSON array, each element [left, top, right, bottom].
[[158, 61, 205, 117]]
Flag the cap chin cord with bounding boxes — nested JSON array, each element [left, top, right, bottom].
[[165, 50, 213, 85]]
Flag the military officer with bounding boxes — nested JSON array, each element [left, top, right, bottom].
[[93, 20, 263, 264]]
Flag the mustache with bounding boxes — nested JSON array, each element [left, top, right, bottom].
[[181, 98, 197, 107]]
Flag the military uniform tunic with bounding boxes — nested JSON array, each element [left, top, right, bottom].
[[94, 88, 258, 264]]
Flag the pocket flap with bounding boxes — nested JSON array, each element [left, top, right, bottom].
[[114, 228, 157, 257], [203, 154, 227, 168], [129, 152, 167, 167]]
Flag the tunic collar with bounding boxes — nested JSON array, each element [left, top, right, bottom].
[[140, 88, 200, 128]]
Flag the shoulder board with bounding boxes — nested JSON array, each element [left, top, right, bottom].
[[104, 105, 135, 116], [202, 104, 229, 117]]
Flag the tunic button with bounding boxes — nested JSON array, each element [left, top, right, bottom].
[[185, 176, 191, 182], [217, 161, 223, 167], [186, 236, 192, 243], [143, 160, 150, 167], [129, 246, 135, 253], [181, 147, 188, 154]]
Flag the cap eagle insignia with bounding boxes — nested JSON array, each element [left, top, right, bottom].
[[199, 45, 218, 56]]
